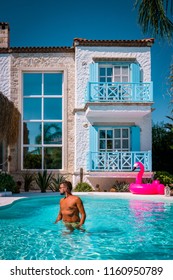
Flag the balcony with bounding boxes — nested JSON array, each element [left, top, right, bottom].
[[86, 82, 153, 103], [87, 151, 151, 172]]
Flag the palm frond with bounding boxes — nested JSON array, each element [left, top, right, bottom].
[[135, 0, 173, 41]]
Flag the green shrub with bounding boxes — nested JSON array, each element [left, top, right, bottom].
[[13, 181, 22, 194], [0, 172, 16, 193], [35, 170, 53, 193], [154, 171, 173, 188], [112, 181, 130, 192], [22, 172, 35, 192], [49, 174, 66, 192], [74, 182, 93, 192]]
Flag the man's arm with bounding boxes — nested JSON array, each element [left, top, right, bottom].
[[76, 197, 86, 227], [54, 200, 63, 224], [54, 209, 62, 223]]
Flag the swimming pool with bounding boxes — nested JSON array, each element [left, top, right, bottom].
[[0, 195, 173, 260]]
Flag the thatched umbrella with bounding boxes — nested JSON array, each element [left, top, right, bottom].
[[0, 92, 20, 145]]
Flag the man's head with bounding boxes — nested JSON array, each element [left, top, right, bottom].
[[59, 181, 72, 195]]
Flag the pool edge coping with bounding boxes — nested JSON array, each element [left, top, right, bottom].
[[0, 191, 173, 208]]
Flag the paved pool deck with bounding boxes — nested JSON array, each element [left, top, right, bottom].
[[0, 191, 173, 207]]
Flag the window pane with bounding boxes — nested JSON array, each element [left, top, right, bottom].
[[122, 76, 128, 82], [23, 98, 41, 120], [114, 76, 120, 82], [99, 68, 105, 76], [114, 129, 120, 138], [122, 66, 128, 75], [44, 147, 62, 169], [44, 98, 62, 120], [107, 68, 113, 76], [23, 122, 42, 144], [107, 78, 112, 83], [122, 129, 128, 138], [115, 140, 120, 149], [23, 73, 42, 96], [122, 139, 128, 149], [44, 122, 62, 144], [100, 140, 105, 149], [44, 73, 62, 96], [107, 140, 113, 149], [107, 130, 113, 138], [114, 67, 120, 75], [23, 147, 41, 169], [100, 77, 106, 83], [99, 130, 105, 138]]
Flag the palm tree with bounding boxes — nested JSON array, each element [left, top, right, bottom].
[[165, 116, 173, 149], [134, 0, 173, 41], [135, 1, 173, 116]]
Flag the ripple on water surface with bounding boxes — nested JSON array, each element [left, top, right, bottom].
[[0, 196, 173, 260]]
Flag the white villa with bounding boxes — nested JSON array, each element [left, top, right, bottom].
[[0, 22, 154, 190]]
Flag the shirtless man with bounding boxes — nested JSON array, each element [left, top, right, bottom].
[[54, 181, 86, 231]]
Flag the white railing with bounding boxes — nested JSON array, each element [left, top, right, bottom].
[[87, 151, 152, 171], [86, 82, 153, 102]]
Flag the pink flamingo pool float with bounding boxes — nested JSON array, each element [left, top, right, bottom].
[[129, 162, 165, 195]]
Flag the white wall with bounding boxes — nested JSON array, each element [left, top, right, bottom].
[[75, 46, 151, 107], [74, 45, 152, 173]]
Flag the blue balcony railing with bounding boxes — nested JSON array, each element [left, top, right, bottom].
[[86, 82, 153, 103], [87, 151, 152, 171]]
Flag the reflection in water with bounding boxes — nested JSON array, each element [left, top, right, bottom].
[[129, 199, 165, 218]]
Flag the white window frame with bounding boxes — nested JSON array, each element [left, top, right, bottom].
[[98, 127, 130, 152], [21, 71, 64, 171], [99, 64, 130, 83]]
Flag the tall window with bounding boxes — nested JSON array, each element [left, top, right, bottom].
[[22, 72, 63, 170], [99, 128, 130, 152]]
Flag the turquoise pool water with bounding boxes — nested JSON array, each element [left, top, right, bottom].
[[0, 195, 173, 260]]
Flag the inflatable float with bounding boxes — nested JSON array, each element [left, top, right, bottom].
[[129, 162, 165, 195]]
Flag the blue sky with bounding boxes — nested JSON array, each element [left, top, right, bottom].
[[1, 0, 172, 124]]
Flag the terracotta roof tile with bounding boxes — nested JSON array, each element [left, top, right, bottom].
[[73, 38, 154, 47], [0, 46, 74, 53]]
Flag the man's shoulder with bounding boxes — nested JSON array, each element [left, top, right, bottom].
[[72, 194, 81, 201]]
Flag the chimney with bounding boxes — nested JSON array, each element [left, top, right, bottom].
[[0, 22, 10, 48]]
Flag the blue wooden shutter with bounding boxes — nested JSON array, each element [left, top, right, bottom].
[[89, 63, 99, 82], [89, 125, 98, 152], [131, 126, 140, 151], [131, 63, 140, 83], [88, 125, 99, 170]]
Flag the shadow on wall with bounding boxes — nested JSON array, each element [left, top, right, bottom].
[[87, 177, 134, 192], [0, 92, 20, 145]]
